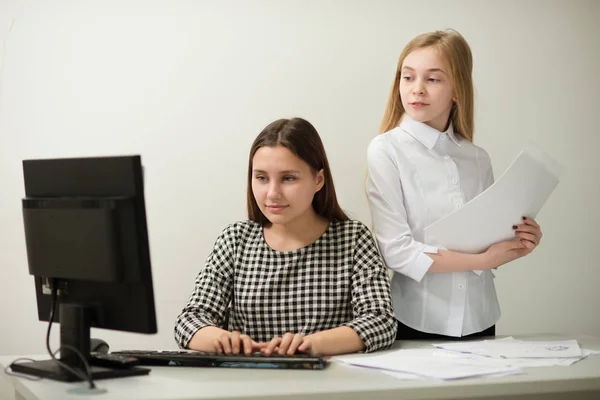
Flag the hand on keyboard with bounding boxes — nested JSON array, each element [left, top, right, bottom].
[[214, 330, 266, 355], [262, 332, 318, 356], [188, 327, 319, 356], [189, 328, 266, 355]]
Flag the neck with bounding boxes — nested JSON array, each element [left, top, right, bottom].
[[269, 208, 325, 237], [426, 113, 451, 132], [264, 208, 329, 251], [404, 110, 452, 133]]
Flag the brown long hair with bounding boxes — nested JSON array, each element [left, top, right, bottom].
[[380, 29, 475, 141], [247, 118, 348, 225]]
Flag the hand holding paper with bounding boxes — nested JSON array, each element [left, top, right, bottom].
[[425, 146, 563, 255]]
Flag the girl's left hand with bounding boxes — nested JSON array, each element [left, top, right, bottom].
[[261, 332, 319, 356], [513, 216, 542, 254]]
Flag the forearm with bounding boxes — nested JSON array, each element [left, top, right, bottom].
[[427, 249, 490, 273], [187, 326, 228, 351], [308, 326, 365, 356]]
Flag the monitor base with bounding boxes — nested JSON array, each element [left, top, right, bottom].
[[10, 359, 150, 382]]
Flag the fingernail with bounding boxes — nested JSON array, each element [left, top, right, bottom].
[[512, 225, 517, 229]]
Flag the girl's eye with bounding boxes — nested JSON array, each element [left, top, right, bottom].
[[283, 176, 296, 182], [255, 176, 267, 182], [402, 76, 413, 81], [428, 78, 440, 82]]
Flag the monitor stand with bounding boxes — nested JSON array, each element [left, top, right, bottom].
[[10, 303, 150, 382]]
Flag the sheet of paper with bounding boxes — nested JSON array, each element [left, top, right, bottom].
[[433, 337, 589, 365], [334, 337, 596, 381], [424, 146, 564, 254], [432, 340, 495, 357], [483, 339, 582, 359], [333, 348, 521, 380], [380, 370, 425, 380]]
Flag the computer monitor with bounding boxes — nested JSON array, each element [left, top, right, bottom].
[[13, 155, 157, 382]]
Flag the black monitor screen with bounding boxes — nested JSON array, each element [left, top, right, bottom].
[[14, 155, 157, 382]]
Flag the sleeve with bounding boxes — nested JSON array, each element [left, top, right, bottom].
[[173, 225, 236, 349], [480, 148, 495, 190], [366, 138, 438, 283], [342, 223, 397, 353]]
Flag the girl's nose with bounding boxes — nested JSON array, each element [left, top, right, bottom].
[[267, 183, 282, 199], [413, 82, 425, 95]]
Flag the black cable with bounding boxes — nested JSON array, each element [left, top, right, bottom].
[[45, 279, 96, 389], [6, 279, 95, 388]]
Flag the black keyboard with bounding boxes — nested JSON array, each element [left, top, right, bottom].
[[110, 350, 326, 370]]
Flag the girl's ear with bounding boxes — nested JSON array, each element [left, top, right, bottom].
[[315, 169, 325, 193]]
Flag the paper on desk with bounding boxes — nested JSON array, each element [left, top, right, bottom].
[[432, 340, 494, 357], [424, 146, 564, 255], [433, 337, 589, 366], [483, 339, 582, 359], [379, 370, 425, 380], [334, 348, 521, 380], [380, 368, 520, 381]]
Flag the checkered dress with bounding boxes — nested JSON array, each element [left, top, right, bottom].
[[174, 219, 396, 353]]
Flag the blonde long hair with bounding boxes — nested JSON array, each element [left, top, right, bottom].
[[379, 29, 474, 141]]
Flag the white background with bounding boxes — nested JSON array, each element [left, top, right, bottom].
[[0, 0, 598, 369]]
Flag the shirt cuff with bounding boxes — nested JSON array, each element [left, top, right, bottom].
[[429, 244, 484, 276], [406, 245, 438, 283], [343, 317, 396, 353], [177, 315, 215, 349]]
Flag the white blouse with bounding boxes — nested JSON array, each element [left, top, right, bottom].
[[366, 115, 501, 337]]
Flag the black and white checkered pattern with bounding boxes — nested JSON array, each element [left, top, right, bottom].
[[174, 219, 397, 353]]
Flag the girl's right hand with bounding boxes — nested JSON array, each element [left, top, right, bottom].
[[212, 330, 265, 355], [482, 240, 529, 269], [189, 326, 265, 354]]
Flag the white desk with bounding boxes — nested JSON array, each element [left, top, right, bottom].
[[2, 334, 600, 400]]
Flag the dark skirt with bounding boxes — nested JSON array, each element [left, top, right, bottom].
[[396, 319, 495, 340]]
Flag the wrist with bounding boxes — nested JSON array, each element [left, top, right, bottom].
[[189, 325, 225, 351], [477, 250, 494, 270], [304, 333, 323, 355]]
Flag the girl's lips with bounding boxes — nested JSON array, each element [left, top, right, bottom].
[[267, 205, 288, 213], [410, 102, 429, 108]]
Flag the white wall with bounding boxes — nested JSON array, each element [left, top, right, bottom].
[[0, 0, 598, 358]]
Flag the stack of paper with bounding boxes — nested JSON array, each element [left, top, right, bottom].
[[433, 337, 600, 368], [334, 338, 599, 381], [334, 348, 521, 380]]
